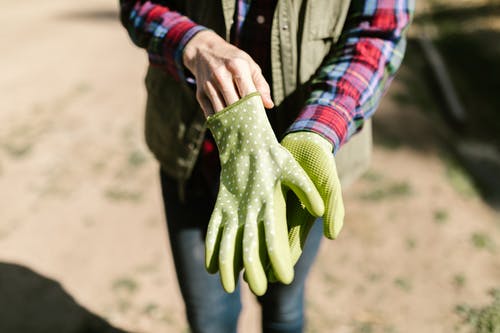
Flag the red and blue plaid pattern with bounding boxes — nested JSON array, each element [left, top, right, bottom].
[[289, 0, 414, 152], [123, 1, 207, 80], [120, 0, 413, 152]]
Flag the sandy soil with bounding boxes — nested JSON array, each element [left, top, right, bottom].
[[1, 1, 499, 332]]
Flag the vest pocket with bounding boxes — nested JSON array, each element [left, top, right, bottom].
[[307, 0, 351, 41], [307, 1, 338, 40]]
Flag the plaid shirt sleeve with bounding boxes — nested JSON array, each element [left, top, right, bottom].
[[287, 0, 414, 153], [119, 0, 207, 81]]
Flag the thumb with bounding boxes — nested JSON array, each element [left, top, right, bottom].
[[282, 157, 325, 217], [322, 173, 345, 239], [251, 64, 274, 108]]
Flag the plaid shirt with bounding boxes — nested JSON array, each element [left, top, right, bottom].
[[121, 0, 413, 152]]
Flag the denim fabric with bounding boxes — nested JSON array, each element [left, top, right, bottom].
[[160, 164, 323, 333]]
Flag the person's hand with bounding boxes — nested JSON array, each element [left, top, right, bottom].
[[280, 132, 345, 266], [182, 30, 274, 117], [204, 93, 324, 296]]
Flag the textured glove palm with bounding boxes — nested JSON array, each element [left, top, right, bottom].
[[281, 132, 345, 266], [205, 93, 324, 296]]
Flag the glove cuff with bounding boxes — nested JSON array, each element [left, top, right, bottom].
[[282, 131, 333, 155], [206, 92, 275, 158], [206, 92, 262, 133]]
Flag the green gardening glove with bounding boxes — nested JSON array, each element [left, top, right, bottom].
[[205, 92, 325, 296], [281, 131, 345, 266]]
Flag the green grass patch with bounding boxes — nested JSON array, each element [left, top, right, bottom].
[[453, 273, 466, 290], [2, 142, 33, 158], [471, 232, 496, 252], [362, 170, 384, 182], [112, 277, 139, 294], [456, 289, 500, 333], [142, 303, 160, 317], [367, 272, 383, 283], [394, 277, 412, 292], [352, 321, 398, 333], [405, 237, 417, 250], [104, 187, 142, 202], [360, 182, 412, 201], [434, 209, 449, 224], [353, 321, 375, 333], [444, 157, 479, 198], [128, 150, 147, 168]]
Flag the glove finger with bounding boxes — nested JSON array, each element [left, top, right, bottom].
[[244, 227, 269, 286], [223, 225, 244, 289], [266, 192, 316, 282], [264, 187, 293, 285], [219, 213, 240, 293], [243, 211, 267, 296], [268, 219, 314, 283], [233, 226, 244, 285], [282, 158, 324, 218], [205, 208, 223, 274], [286, 192, 316, 265], [323, 174, 345, 239]]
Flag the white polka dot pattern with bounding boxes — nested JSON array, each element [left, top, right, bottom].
[[205, 92, 324, 296]]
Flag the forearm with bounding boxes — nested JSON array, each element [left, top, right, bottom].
[[119, 0, 207, 80], [119, 1, 273, 115], [288, 0, 414, 153]]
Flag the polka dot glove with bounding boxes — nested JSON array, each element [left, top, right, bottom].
[[280, 131, 345, 266], [205, 92, 325, 296]]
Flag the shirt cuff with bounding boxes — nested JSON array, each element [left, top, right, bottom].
[[147, 14, 207, 82], [286, 103, 351, 154]]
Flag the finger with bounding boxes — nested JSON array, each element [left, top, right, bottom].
[[218, 213, 239, 293], [259, 221, 271, 279], [242, 211, 267, 296], [285, 192, 316, 265], [267, 267, 278, 283], [204, 80, 226, 112], [267, 192, 315, 281], [232, 226, 244, 284], [250, 64, 274, 108], [322, 175, 345, 239], [197, 92, 216, 118], [212, 67, 240, 105], [264, 188, 293, 285], [282, 157, 325, 217], [245, 221, 271, 286], [226, 59, 257, 98], [205, 208, 223, 273], [244, 231, 270, 278]]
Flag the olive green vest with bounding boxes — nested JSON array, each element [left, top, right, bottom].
[[144, 0, 372, 188]]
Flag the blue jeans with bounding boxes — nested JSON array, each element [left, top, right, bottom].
[[160, 165, 323, 333]]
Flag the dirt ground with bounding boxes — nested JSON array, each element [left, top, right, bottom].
[[1, 1, 499, 332]]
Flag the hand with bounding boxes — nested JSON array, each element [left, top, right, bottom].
[[280, 132, 345, 266], [182, 30, 274, 117], [204, 93, 324, 296]]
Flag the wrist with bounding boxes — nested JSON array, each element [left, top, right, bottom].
[[182, 30, 219, 72]]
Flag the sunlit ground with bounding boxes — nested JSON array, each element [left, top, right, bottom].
[[0, 1, 499, 332]]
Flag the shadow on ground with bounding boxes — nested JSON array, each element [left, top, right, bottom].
[[376, 26, 500, 209], [55, 9, 119, 22], [0, 262, 130, 333], [415, 2, 500, 146]]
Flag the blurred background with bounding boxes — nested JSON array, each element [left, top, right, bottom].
[[1, 0, 499, 332]]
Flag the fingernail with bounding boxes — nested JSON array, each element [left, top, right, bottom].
[[267, 96, 274, 108]]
